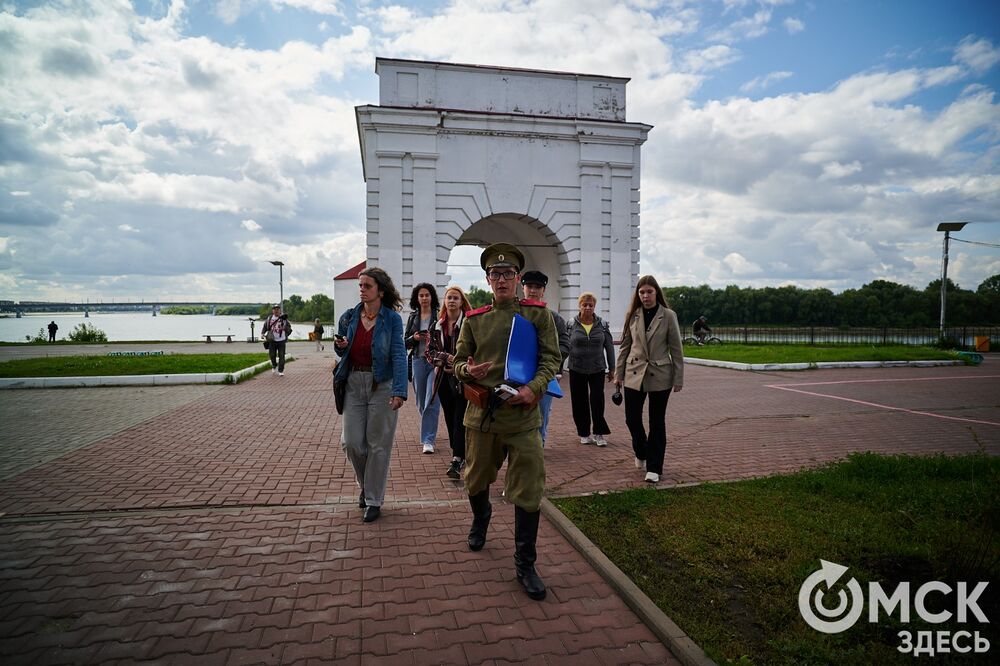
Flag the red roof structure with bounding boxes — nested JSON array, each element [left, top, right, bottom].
[[333, 260, 366, 281]]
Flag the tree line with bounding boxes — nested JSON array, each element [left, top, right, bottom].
[[257, 294, 336, 322], [662, 276, 999, 328], [261, 273, 999, 328]]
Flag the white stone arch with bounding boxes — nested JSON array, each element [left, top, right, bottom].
[[355, 58, 651, 331], [454, 212, 567, 311]]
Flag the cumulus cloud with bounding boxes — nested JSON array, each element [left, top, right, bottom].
[[783, 17, 804, 34], [954, 36, 1000, 73], [740, 70, 792, 92], [1, 0, 998, 302]]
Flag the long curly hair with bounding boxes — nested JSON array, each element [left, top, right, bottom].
[[623, 275, 669, 328], [359, 267, 403, 311], [409, 282, 440, 314]]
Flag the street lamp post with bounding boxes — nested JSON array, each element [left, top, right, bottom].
[[936, 222, 967, 340], [269, 260, 285, 314]]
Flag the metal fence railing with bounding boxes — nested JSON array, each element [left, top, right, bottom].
[[681, 326, 997, 349]]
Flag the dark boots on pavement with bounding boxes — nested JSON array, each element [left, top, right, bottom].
[[514, 505, 546, 600], [467, 489, 492, 551]]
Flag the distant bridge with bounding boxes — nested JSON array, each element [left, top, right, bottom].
[[0, 301, 266, 315]]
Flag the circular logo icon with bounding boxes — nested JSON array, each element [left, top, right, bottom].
[[798, 560, 865, 634]]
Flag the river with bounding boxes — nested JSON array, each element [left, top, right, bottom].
[[0, 312, 315, 343]]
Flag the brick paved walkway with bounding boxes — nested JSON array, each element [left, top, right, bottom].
[[1, 351, 997, 664]]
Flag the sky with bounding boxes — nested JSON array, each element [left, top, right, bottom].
[[1, 0, 999, 304]]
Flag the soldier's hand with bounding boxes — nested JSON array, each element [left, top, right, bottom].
[[508, 385, 535, 405], [466, 356, 492, 381]]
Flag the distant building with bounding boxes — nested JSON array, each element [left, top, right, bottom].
[[333, 260, 366, 326]]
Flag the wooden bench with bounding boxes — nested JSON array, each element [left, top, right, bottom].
[[203, 334, 234, 343]]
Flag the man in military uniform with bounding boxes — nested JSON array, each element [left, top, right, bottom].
[[453, 243, 561, 601]]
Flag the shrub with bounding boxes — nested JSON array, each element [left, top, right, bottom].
[[67, 323, 108, 343], [25, 328, 47, 343]]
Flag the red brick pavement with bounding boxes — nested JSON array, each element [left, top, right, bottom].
[[1, 356, 997, 664]]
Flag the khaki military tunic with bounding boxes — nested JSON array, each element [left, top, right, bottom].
[[453, 298, 561, 511]]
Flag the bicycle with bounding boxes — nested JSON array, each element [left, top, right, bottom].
[[683, 335, 722, 345]]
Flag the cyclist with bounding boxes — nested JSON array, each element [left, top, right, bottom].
[[692, 315, 712, 345]]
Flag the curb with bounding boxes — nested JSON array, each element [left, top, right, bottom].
[[0, 359, 282, 389], [540, 497, 717, 666], [684, 357, 964, 371]]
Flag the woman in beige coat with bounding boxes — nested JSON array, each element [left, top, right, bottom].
[[614, 276, 684, 483]]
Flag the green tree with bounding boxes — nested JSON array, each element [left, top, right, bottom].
[[978, 274, 1000, 295], [466, 285, 491, 308]]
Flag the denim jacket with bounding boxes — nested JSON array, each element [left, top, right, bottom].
[[334, 303, 408, 399]]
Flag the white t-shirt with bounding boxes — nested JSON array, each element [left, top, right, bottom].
[[267, 316, 289, 342]]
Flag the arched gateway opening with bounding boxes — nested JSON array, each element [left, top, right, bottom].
[[452, 213, 565, 311], [355, 58, 651, 331]]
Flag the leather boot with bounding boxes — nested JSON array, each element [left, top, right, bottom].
[[514, 506, 546, 600], [467, 489, 492, 551]]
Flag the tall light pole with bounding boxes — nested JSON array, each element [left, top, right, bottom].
[[936, 222, 966, 339], [269, 260, 285, 314]]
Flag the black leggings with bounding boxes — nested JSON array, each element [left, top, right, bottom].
[[569, 370, 610, 437], [624, 387, 671, 475], [438, 381, 467, 460]]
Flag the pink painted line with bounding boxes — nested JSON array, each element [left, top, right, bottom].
[[769, 375, 1000, 388], [766, 384, 1000, 427]]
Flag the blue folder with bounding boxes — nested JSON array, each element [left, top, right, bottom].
[[504, 313, 562, 398]]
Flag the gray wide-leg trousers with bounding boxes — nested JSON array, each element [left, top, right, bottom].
[[341, 371, 398, 508]]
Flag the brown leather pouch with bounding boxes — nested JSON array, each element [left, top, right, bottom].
[[463, 382, 489, 409]]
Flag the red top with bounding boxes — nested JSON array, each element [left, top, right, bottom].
[[349, 321, 374, 368]]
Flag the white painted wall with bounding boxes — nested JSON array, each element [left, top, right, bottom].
[[356, 58, 650, 333]]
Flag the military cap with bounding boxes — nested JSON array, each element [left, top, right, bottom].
[[520, 270, 548, 287], [480, 243, 525, 272]]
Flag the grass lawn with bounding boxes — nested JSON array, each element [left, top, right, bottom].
[[683, 344, 962, 364], [553, 453, 999, 665], [0, 353, 272, 378]]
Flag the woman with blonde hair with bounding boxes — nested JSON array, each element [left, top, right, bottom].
[[426, 285, 473, 479], [566, 292, 615, 446], [613, 276, 684, 484]]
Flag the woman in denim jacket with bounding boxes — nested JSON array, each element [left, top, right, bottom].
[[334, 267, 408, 523]]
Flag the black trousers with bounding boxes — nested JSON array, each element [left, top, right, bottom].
[[268, 340, 286, 372], [624, 387, 671, 475], [438, 380, 467, 460], [569, 370, 610, 437]]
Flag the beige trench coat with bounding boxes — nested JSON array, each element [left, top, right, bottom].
[[614, 305, 684, 392]]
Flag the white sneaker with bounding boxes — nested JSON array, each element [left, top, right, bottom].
[[579, 436, 593, 445], [271, 368, 277, 375], [635, 457, 645, 470], [278, 372, 284, 376], [422, 443, 434, 454], [644, 472, 659, 483], [593, 435, 608, 447]]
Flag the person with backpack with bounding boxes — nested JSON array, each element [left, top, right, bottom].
[[262, 304, 292, 376], [313, 318, 325, 351]]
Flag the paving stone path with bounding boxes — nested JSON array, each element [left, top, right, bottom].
[[1, 347, 997, 664]]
